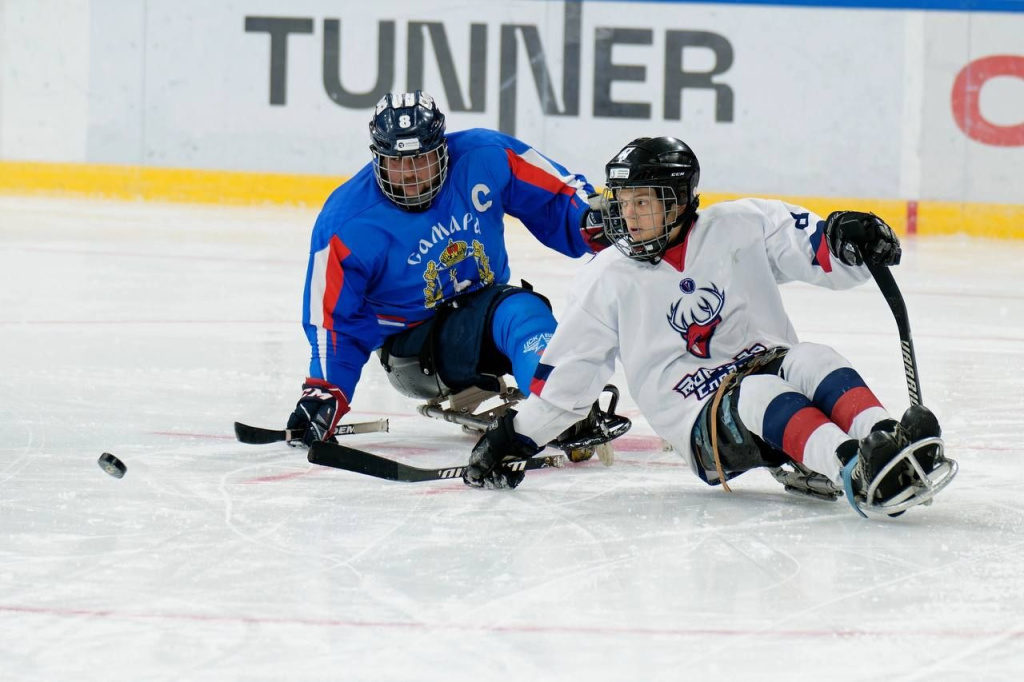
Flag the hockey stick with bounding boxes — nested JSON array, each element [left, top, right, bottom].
[[841, 264, 961, 518], [866, 263, 922, 406], [234, 418, 390, 445], [308, 440, 566, 482]]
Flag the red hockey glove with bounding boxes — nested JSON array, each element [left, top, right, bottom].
[[286, 378, 350, 448], [580, 194, 613, 252]]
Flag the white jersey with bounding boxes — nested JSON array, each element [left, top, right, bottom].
[[514, 198, 871, 462]]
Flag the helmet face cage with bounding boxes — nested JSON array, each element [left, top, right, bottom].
[[602, 184, 681, 261], [371, 145, 449, 211], [369, 91, 449, 211], [600, 137, 700, 263]]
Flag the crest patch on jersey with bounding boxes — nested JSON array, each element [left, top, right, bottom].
[[667, 282, 726, 359], [439, 239, 469, 268], [420, 239, 494, 309]]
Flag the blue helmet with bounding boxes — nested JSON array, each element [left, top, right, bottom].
[[369, 91, 449, 211]]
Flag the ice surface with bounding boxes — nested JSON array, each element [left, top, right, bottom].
[[2, 196, 1023, 681]]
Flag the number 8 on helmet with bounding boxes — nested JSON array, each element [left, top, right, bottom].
[[368, 91, 449, 212]]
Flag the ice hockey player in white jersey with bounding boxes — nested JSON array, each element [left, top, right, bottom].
[[462, 136, 957, 518]]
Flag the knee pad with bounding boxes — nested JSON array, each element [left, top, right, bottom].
[[693, 386, 764, 477], [489, 290, 555, 345], [481, 288, 554, 378], [377, 349, 450, 400]]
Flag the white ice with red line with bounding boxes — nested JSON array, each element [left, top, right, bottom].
[[2, 196, 1023, 681]]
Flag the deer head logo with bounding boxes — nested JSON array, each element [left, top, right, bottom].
[[667, 283, 726, 359]]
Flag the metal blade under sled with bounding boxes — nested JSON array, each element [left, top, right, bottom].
[[415, 381, 631, 468], [768, 462, 843, 502], [416, 381, 523, 433]]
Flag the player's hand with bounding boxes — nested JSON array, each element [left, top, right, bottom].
[[580, 194, 613, 252], [286, 378, 350, 448], [824, 211, 901, 267], [463, 411, 540, 489]]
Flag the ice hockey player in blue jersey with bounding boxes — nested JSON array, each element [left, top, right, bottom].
[[286, 91, 613, 450]]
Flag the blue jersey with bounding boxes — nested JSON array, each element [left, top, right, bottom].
[[301, 128, 596, 402]]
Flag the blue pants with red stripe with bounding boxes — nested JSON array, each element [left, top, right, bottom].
[[489, 291, 556, 394], [382, 284, 553, 397]]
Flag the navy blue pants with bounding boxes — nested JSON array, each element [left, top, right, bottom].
[[383, 284, 554, 394]]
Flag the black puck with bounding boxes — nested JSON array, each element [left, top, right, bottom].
[[98, 452, 127, 479]]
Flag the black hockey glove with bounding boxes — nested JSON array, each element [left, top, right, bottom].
[[286, 378, 350, 448], [463, 411, 542, 489], [580, 194, 613, 252], [824, 211, 901, 267]]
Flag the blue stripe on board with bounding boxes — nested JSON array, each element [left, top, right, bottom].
[[574, 0, 1024, 14]]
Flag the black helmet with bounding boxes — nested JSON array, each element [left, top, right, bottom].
[[369, 91, 449, 211], [601, 137, 700, 263]]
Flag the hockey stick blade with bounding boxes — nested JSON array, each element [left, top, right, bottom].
[[234, 418, 389, 445], [308, 440, 566, 483]]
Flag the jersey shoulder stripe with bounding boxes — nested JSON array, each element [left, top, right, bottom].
[[505, 148, 579, 197], [320, 235, 351, 332]]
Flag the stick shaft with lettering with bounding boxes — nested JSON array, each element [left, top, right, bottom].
[[867, 263, 922, 406], [308, 441, 566, 482], [234, 419, 389, 445]]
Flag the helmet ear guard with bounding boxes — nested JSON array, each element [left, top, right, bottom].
[[369, 91, 449, 211]]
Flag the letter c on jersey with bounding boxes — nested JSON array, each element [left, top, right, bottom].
[[472, 184, 493, 212], [951, 55, 1024, 147]]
